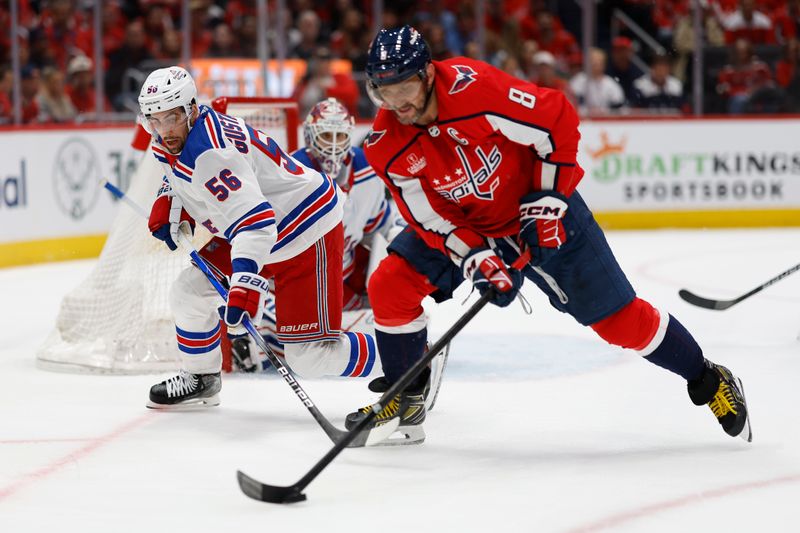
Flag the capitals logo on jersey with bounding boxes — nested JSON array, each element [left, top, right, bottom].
[[432, 144, 502, 203], [364, 129, 386, 147], [449, 65, 478, 94]]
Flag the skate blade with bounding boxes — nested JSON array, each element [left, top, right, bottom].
[[425, 343, 450, 413], [735, 378, 753, 443], [370, 424, 426, 446], [146, 394, 220, 410]]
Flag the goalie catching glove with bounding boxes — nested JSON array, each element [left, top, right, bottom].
[[224, 271, 270, 335], [461, 247, 523, 307], [518, 191, 568, 265], [148, 189, 195, 251]]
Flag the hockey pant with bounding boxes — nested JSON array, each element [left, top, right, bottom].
[[170, 224, 377, 378], [369, 193, 704, 382]]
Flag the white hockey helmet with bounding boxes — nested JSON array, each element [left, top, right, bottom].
[[138, 66, 197, 134], [303, 97, 355, 179]]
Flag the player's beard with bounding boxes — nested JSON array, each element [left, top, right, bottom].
[[162, 135, 185, 154], [393, 103, 424, 125]]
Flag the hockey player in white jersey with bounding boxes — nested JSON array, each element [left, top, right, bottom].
[[228, 97, 406, 368], [138, 66, 379, 409]]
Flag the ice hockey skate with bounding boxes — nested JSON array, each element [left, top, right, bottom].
[[345, 368, 429, 445], [364, 345, 448, 412], [147, 370, 222, 409], [688, 361, 752, 442]]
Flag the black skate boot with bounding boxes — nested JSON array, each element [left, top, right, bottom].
[[230, 336, 257, 373], [147, 370, 222, 409], [345, 368, 429, 445], [366, 344, 449, 413], [688, 360, 752, 442]]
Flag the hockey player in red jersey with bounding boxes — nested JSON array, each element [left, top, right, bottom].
[[345, 26, 752, 444]]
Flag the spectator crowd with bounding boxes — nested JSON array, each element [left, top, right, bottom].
[[1, 0, 799, 124]]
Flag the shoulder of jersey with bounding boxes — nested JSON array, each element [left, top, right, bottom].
[[435, 56, 500, 101], [350, 146, 370, 171], [181, 106, 229, 169], [363, 110, 420, 170], [290, 147, 314, 167]]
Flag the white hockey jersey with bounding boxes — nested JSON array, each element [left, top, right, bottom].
[[291, 145, 404, 280], [150, 105, 343, 271]]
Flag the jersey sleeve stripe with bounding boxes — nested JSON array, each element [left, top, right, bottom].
[[224, 202, 276, 241], [387, 171, 456, 239], [485, 113, 555, 160], [272, 175, 338, 252], [363, 200, 390, 234]]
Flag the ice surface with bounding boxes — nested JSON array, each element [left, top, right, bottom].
[[1, 229, 798, 532]]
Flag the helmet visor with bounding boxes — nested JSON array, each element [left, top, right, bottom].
[[367, 75, 426, 111], [140, 108, 187, 136]]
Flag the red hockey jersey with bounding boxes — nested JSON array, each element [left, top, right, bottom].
[[364, 57, 584, 264]]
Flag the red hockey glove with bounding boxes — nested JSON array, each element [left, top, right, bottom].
[[224, 272, 269, 334], [518, 191, 568, 266], [461, 247, 523, 307], [148, 193, 195, 251]]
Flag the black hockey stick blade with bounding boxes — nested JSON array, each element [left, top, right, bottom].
[[678, 289, 739, 310], [236, 289, 497, 503], [237, 470, 307, 504], [679, 262, 800, 311]]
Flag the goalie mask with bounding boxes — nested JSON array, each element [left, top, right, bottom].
[[303, 98, 355, 179], [138, 66, 197, 136]]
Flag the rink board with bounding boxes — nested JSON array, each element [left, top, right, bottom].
[[2, 118, 799, 267]]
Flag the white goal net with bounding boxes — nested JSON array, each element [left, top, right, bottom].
[[37, 98, 299, 373]]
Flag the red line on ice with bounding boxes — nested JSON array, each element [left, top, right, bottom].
[[564, 472, 800, 533], [0, 413, 154, 501]]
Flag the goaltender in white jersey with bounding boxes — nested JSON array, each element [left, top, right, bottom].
[[139, 66, 381, 409]]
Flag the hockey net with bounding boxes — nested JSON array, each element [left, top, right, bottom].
[[37, 97, 300, 374]]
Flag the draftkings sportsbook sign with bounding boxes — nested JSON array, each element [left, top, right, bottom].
[[576, 118, 800, 212]]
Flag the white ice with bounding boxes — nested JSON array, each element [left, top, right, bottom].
[[1, 228, 799, 533]]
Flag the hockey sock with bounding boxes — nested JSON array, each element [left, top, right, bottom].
[[375, 328, 428, 387], [591, 298, 705, 381], [640, 315, 705, 381]]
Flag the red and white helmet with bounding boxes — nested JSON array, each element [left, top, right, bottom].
[[138, 66, 197, 134], [303, 98, 355, 178]]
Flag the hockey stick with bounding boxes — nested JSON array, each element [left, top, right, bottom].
[[237, 250, 532, 504], [103, 180, 398, 448], [679, 262, 800, 311]]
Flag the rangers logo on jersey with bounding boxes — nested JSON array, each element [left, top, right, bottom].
[[364, 129, 386, 147], [449, 65, 478, 94]]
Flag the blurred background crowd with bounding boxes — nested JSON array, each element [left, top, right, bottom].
[[1, 0, 799, 125]]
